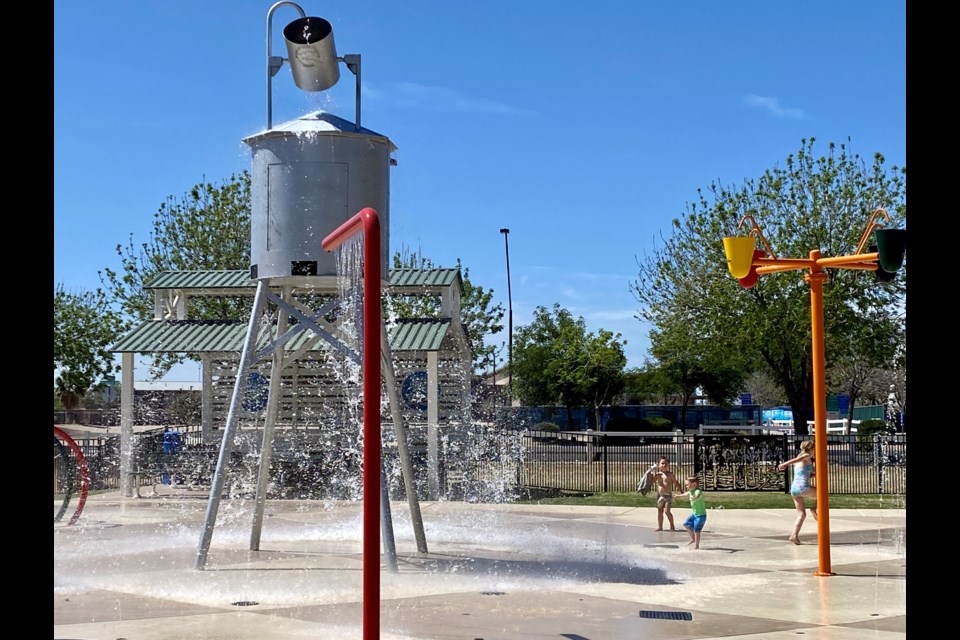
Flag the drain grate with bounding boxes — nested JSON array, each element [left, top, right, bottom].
[[639, 610, 692, 621], [232, 600, 259, 607]]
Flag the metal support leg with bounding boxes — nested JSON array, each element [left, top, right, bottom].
[[380, 456, 398, 573], [195, 281, 269, 569], [381, 321, 428, 553], [249, 287, 290, 551]]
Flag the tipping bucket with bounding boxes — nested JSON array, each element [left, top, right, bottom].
[[873, 228, 907, 273], [722, 236, 758, 279], [283, 17, 340, 92]]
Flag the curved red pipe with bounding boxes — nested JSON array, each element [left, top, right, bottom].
[[322, 207, 381, 640], [54, 426, 90, 526]]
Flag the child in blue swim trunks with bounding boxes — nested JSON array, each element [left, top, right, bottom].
[[778, 440, 817, 544], [676, 476, 706, 549]]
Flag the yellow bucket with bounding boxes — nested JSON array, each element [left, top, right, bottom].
[[722, 236, 757, 278]]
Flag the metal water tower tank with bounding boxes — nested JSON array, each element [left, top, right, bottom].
[[242, 110, 395, 283]]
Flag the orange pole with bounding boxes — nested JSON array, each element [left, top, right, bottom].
[[823, 263, 877, 271], [816, 252, 879, 268], [755, 258, 815, 269], [805, 250, 834, 576], [756, 264, 816, 276], [730, 213, 902, 576]]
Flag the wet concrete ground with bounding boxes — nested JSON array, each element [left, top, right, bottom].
[[54, 492, 906, 639]]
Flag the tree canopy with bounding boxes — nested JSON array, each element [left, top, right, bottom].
[[53, 285, 128, 403], [100, 172, 253, 377], [389, 247, 505, 374], [631, 138, 906, 434], [648, 310, 750, 428], [615, 364, 679, 405], [512, 303, 626, 427]]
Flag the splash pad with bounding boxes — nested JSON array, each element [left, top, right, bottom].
[[55, 495, 905, 639], [57, 4, 906, 637]]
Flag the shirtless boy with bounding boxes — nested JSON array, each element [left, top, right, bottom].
[[649, 456, 682, 531]]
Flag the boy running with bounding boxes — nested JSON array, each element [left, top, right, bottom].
[[677, 476, 707, 549]]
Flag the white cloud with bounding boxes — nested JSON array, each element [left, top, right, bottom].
[[567, 270, 635, 281], [589, 309, 638, 322], [743, 94, 806, 118], [365, 81, 535, 116]]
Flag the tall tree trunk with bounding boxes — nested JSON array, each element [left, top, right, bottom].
[[679, 394, 690, 433], [845, 389, 859, 435], [60, 390, 81, 411], [764, 349, 812, 436]]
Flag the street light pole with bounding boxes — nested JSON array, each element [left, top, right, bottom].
[[499, 228, 513, 400]]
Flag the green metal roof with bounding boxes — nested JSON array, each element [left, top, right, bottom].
[[388, 318, 453, 351], [143, 268, 461, 291], [124, 269, 463, 355], [145, 270, 254, 289], [111, 318, 452, 353], [388, 268, 461, 289]]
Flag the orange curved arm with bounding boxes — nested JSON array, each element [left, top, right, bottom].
[[737, 214, 778, 260], [854, 207, 891, 255]]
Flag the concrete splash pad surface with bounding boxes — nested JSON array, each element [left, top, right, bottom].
[[55, 494, 906, 639]]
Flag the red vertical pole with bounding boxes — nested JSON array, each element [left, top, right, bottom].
[[805, 250, 833, 576], [323, 207, 381, 639], [361, 210, 381, 637]]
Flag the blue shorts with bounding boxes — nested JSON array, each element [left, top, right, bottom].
[[684, 513, 706, 532]]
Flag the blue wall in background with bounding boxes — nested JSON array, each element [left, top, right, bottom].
[[508, 405, 762, 431]]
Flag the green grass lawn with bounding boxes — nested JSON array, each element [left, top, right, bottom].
[[514, 491, 905, 509]]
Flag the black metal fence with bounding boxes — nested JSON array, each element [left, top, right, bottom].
[[517, 431, 906, 495], [52, 436, 122, 493], [56, 429, 906, 498]]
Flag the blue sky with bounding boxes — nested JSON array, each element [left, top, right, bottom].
[[54, 1, 905, 381]]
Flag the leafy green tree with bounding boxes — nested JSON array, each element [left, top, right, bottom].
[[100, 172, 252, 377], [861, 365, 905, 425], [631, 138, 905, 435], [648, 327, 702, 423], [617, 367, 658, 405], [54, 285, 128, 406], [616, 362, 689, 405], [513, 304, 626, 427], [827, 309, 903, 431], [389, 247, 504, 374], [647, 304, 752, 428], [579, 327, 627, 428], [743, 370, 788, 409]]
